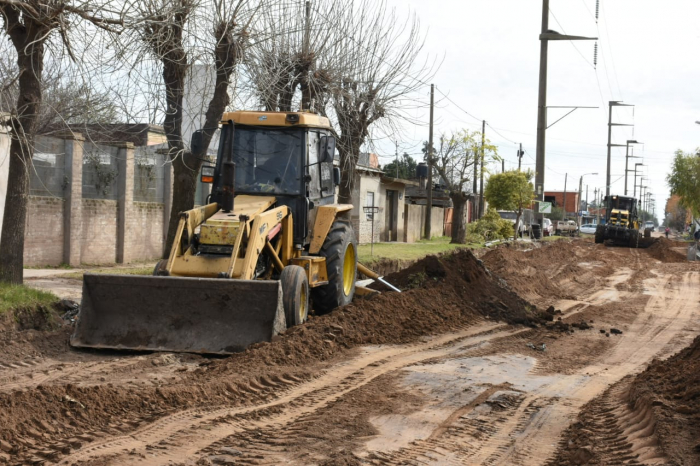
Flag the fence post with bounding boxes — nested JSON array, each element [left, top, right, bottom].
[[61, 132, 84, 267], [116, 142, 135, 263]]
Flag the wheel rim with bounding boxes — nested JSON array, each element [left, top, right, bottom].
[[299, 282, 307, 322], [342, 243, 356, 296]]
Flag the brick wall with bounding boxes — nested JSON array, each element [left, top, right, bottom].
[[80, 199, 118, 264], [129, 202, 165, 260], [23, 197, 64, 266]]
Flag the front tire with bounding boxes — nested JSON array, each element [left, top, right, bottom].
[[312, 220, 357, 313], [280, 265, 309, 327]]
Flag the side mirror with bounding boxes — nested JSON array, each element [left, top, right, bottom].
[[200, 164, 215, 184], [191, 130, 203, 155], [333, 166, 341, 185], [320, 135, 336, 162]]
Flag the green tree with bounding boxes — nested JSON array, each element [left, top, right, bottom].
[[467, 207, 513, 241], [484, 170, 535, 240], [666, 149, 700, 217], [383, 152, 417, 180]]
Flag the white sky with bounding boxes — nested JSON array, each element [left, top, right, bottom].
[[376, 0, 700, 220]]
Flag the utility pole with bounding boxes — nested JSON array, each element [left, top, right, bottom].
[[563, 173, 568, 218], [517, 143, 523, 171], [425, 84, 434, 239], [606, 101, 634, 196], [624, 139, 641, 195], [395, 141, 399, 178], [535, 0, 597, 224], [479, 120, 486, 219], [586, 184, 589, 208], [578, 173, 597, 232], [502, 159, 505, 173], [633, 162, 644, 198]]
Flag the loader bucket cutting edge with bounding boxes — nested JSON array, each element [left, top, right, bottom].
[[71, 274, 286, 355]]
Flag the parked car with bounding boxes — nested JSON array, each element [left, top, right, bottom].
[[579, 223, 597, 235], [542, 218, 554, 236], [554, 220, 578, 236]]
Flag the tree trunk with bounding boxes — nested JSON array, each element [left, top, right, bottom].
[[163, 23, 240, 257], [337, 135, 361, 205], [0, 31, 45, 284], [450, 193, 468, 244]]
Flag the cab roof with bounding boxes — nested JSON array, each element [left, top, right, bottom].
[[221, 111, 332, 129]]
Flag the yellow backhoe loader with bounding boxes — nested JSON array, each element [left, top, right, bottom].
[[71, 111, 364, 354]]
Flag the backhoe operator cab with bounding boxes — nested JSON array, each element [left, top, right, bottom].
[[201, 111, 340, 246]]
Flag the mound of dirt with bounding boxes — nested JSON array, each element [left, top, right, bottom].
[[369, 249, 536, 325], [0, 305, 71, 362], [644, 237, 688, 263], [480, 241, 610, 303], [627, 335, 700, 464]]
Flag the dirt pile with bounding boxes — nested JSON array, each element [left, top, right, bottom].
[[644, 237, 688, 263], [0, 304, 71, 362], [480, 241, 612, 303], [370, 249, 537, 325], [626, 335, 700, 464]]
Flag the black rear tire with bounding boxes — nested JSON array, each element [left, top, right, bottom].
[[153, 259, 167, 276], [312, 220, 357, 314], [280, 265, 309, 327], [594, 226, 604, 244]]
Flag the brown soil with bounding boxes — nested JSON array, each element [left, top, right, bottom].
[[628, 336, 700, 464], [0, 305, 71, 362], [2, 239, 698, 466], [646, 237, 688, 263], [0, 249, 537, 464]]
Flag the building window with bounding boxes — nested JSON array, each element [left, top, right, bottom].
[[365, 191, 375, 220]]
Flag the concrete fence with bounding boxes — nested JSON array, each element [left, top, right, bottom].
[[1, 131, 173, 267], [403, 205, 445, 243]]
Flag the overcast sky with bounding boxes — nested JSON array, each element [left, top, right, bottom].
[[375, 0, 700, 220]]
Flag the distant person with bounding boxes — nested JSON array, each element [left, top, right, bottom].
[[665, 227, 670, 239]]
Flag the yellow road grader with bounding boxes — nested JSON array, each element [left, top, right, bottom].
[[594, 194, 653, 248], [71, 111, 385, 354]]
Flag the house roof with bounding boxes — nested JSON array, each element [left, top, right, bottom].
[[380, 175, 420, 187]]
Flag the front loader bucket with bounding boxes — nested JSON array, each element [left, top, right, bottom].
[[71, 274, 286, 355]]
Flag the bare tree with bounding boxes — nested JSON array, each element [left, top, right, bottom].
[[119, 0, 254, 255], [0, 47, 120, 135], [0, 0, 124, 284], [432, 130, 498, 244], [244, 0, 345, 113], [328, 0, 434, 204]]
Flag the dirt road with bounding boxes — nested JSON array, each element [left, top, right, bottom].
[[1, 238, 698, 465]]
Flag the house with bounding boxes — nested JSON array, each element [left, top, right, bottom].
[[544, 191, 581, 217], [349, 153, 419, 243]]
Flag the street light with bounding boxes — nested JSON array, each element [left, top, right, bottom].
[[578, 172, 598, 233], [624, 140, 642, 195]]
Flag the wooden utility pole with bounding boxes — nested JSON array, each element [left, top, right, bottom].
[[478, 120, 485, 219], [425, 84, 434, 239], [518, 143, 523, 171]]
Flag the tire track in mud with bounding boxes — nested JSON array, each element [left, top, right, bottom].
[[60, 323, 524, 465]]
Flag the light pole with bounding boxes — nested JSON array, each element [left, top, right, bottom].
[[534, 0, 597, 227], [624, 140, 642, 195], [633, 163, 644, 198], [578, 172, 597, 233], [640, 185, 648, 223]]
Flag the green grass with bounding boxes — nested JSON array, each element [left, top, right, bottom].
[[63, 266, 154, 280], [357, 236, 482, 265], [540, 235, 571, 242], [0, 283, 59, 315]]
